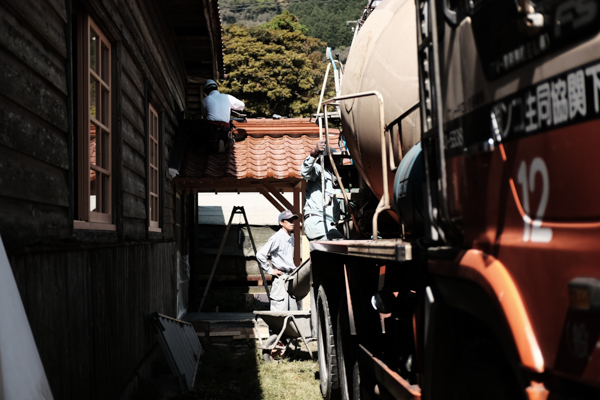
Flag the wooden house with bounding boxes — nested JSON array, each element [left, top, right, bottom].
[[0, 0, 223, 398]]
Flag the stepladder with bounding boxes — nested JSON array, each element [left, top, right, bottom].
[[198, 206, 270, 312]]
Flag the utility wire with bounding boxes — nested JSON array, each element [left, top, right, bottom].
[[221, 0, 341, 11]]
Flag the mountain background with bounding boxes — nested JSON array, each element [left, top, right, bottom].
[[219, 0, 367, 58]]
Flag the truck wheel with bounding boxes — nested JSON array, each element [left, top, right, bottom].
[[317, 285, 340, 399], [337, 294, 360, 400]]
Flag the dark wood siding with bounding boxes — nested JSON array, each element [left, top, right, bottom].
[[0, 0, 70, 249], [0, 0, 199, 399], [9, 242, 177, 400]]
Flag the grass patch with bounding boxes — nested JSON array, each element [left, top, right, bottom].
[[257, 347, 321, 400], [170, 341, 321, 400]]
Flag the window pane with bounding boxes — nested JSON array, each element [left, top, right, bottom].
[[152, 196, 158, 221], [90, 78, 97, 119], [101, 87, 109, 125], [101, 42, 109, 81], [153, 166, 157, 192], [150, 136, 155, 163], [90, 29, 99, 73], [90, 123, 97, 166], [102, 174, 110, 214], [90, 169, 97, 212], [153, 114, 158, 140], [102, 130, 110, 169]]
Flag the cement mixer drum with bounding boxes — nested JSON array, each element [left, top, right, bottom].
[[340, 0, 421, 204]]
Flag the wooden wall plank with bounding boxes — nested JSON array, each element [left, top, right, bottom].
[[122, 166, 146, 199], [123, 192, 147, 220], [0, 4, 68, 95], [0, 47, 68, 132], [122, 117, 145, 156], [123, 142, 146, 178], [121, 71, 144, 117], [122, 93, 145, 137], [123, 217, 147, 240], [163, 189, 174, 210], [162, 222, 174, 241], [0, 197, 69, 249], [0, 97, 69, 170], [163, 206, 174, 226], [45, 0, 68, 24], [128, 0, 185, 110], [0, 146, 69, 207], [3, 0, 67, 57], [121, 47, 144, 94], [108, 0, 181, 124], [64, 250, 93, 399]]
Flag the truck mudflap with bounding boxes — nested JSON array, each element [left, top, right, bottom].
[[358, 344, 421, 399], [310, 239, 412, 262]]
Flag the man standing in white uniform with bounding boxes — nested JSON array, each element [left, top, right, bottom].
[[256, 210, 299, 311]]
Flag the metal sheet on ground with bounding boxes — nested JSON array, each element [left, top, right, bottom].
[[147, 313, 202, 392]]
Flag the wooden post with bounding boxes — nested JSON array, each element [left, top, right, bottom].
[[293, 182, 301, 266]]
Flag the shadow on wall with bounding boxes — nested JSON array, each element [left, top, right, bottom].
[[197, 206, 226, 225]]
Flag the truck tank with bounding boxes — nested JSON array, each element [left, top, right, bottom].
[[340, 0, 421, 214]]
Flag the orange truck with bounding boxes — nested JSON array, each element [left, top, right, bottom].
[[309, 0, 600, 399]]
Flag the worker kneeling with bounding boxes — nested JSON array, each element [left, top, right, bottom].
[[256, 210, 302, 311], [201, 79, 245, 153]]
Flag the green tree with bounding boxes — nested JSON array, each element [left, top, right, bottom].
[[220, 11, 334, 118], [220, 0, 365, 50], [287, 0, 365, 49]]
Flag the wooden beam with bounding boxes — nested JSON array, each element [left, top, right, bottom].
[[257, 187, 285, 212], [174, 178, 301, 191], [293, 183, 301, 265], [261, 181, 295, 212]]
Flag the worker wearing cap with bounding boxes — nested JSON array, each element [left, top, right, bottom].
[[301, 140, 344, 241], [256, 210, 299, 311], [202, 79, 245, 127]]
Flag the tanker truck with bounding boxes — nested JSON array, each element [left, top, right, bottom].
[[309, 0, 600, 399]]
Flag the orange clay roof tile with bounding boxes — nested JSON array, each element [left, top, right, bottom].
[[177, 118, 343, 181]]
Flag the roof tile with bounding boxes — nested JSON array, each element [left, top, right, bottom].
[[177, 118, 343, 183]]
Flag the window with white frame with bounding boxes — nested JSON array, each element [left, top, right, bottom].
[[148, 104, 160, 231], [75, 16, 114, 230]]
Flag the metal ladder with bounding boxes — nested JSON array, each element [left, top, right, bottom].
[[198, 206, 269, 312]]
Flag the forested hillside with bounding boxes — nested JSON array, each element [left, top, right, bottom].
[[219, 12, 333, 118], [220, 0, 366, 49]]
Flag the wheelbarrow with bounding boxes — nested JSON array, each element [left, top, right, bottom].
[[253, 260, 314, 360], [253, 310, 314, 361]]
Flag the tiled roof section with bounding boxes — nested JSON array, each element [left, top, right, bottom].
[[177, 118, 342, 181], [234, 118, 330, 137]]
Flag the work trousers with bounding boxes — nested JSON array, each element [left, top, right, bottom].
[[269, 274, 299, 311]]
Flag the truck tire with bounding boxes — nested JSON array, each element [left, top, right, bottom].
[[337, 294, 360, 400], [317, 285, 340, 399]]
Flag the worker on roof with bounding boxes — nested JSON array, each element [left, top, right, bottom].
[[202, 79, 245, 126], [301, 140, 344, 241], [201, 79, 245, 153], [256, 210, 300, 311]]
